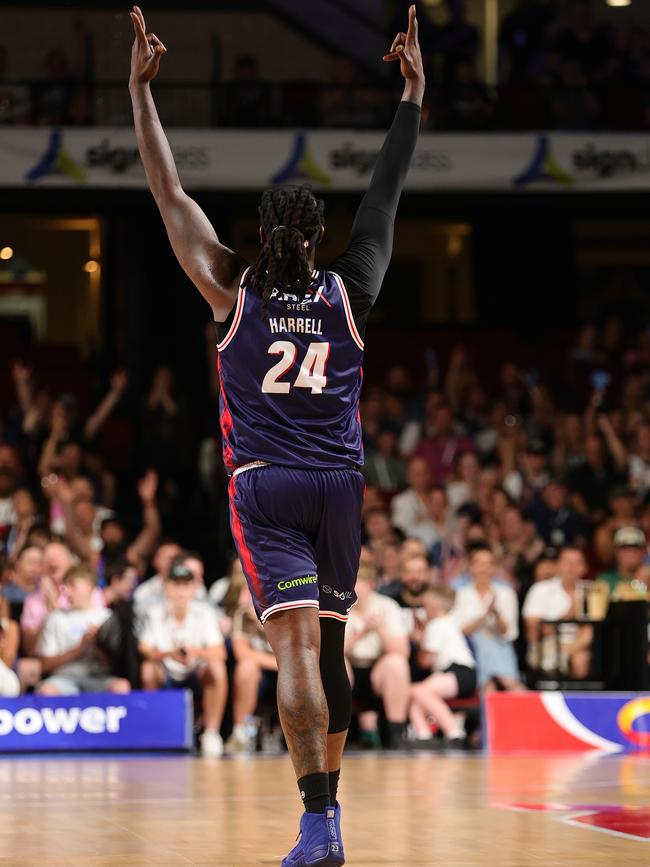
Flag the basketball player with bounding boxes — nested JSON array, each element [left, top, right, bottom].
[[129, 5, 424, 864]]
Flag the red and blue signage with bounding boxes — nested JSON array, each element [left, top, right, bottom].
[[0, 690, 193, 752], [485, 692, 650, 753]]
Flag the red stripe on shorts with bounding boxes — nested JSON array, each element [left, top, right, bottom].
[[228, 474, 264, 604]]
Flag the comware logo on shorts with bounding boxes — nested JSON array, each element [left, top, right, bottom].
[[0, 705, 128, 737], [277, 575, 318, 591]]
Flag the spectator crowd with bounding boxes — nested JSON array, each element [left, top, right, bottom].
[[1, 311, 650, 752], [3, 1, 650, 130]]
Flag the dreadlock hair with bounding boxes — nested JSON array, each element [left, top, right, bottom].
[[252, 184, 325, 315]]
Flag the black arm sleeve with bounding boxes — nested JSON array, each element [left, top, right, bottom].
[[327, 100, 421, 339]]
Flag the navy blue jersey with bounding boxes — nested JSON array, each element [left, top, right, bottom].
[[217, 267, 364, 473]]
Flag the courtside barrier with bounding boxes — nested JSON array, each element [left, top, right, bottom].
[[0, 690, 193, 752], [484, 692, 650, 753]]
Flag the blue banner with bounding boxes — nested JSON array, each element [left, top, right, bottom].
[[0, 690, 193, 752]]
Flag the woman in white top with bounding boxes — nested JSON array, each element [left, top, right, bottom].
[[452, 545, 524, 691], [409, 585, 477, 747]]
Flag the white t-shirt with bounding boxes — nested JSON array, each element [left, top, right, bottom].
[[38, 607, 110, 658], [139, 600, 223, 681], [133, 574, 207, 614], [629, 455, 650, 496], [452, 581, 519, 642], [421, 614, 475, 672], [522, 577, 573, 622], [346, 593, 406, 667], [390, 489, 428, 536]]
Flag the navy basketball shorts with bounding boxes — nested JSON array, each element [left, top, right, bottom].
[[228, 465, 365, 624]]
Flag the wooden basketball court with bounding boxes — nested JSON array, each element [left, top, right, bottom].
[[0, 751, 648, 865]]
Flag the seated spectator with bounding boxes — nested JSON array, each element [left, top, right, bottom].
[[222, 54, 272, 128], [0, 44, 29, 124], [5, 488, 39, 557], [593, 485, 640, 567], [503, 439, 550, 505], [363, 427, 406, 493], [525, 477, 589, 547], [443, 60, 494, 130], [408, 486, 458, 566], [381, 553, 433, 634], [363, 509, 398, 554], [446, 450, 480, 512], [21, 542, 105, 656], [36, 563, 130, 696], [522, 544, 592, 677], [139, 555, 227, 757], [225, 586, 277, 754], [320, 57, 384, 128], [345, 566, 410, 749], [103, 559, 139, 607], [567, 434, 626, 521], [0, 596, 20, 696], [2, 544, 44, 620], [597, 526, 648, 599], [391, 456, 432, 537], [133, 540, 184, 613], [494, 505, 545, 586], [375, 540, 402, 591], [452, 545, 524, 691], [414, 403, 475, 486], [409, 586, 477, 748]]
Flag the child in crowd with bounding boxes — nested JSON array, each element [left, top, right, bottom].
[[36, 564, 130, 696], [409, 585, 477, 748]]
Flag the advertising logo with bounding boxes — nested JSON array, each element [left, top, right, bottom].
[[26, 130, 87, 184], [617, 697, 650, 748], [272, 133, 331, 186], [514, 134, 573, 187]]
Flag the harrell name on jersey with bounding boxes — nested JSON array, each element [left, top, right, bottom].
[[216, 268, 364, 473]]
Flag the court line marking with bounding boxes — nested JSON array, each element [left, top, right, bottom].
[[558, 811, 650, 844]]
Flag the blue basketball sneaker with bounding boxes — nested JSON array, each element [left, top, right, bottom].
[[281, 805, 345, 866]]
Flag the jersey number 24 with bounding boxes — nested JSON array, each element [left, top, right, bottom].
[[262, 341, 330, 395]]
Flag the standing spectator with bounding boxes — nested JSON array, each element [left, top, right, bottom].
[[522, 545, 592, 677], [225, 586, 277, 754], [363, 427, 406, 493], [597, 527, 648, 598], [139, 556, 227, 757], [36, 564, 129, 696], [346, 566, 410, 749], [391, 456, 431, 536], [409, 586, 477, 747], [0, 596, 20, 696], [452, 546, 523, 690]]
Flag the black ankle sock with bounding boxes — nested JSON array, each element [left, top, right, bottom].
[[328, 769, 340, 805], [388, 722, 405, 747], [298, 772, 331, 813]]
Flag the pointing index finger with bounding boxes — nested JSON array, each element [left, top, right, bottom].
[[406, 4, 418, 46]]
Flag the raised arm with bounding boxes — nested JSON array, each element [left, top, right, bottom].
[[329, 5, 424, 310], [128, 6, 245, 321]]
